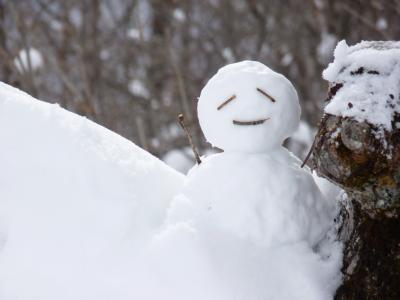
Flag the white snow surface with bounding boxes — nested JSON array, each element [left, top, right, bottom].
[[162, 147, 194, 174], [0, 65, 342, 300], [323, 40, 400, 130], [157, 61, 342, 299], [172, 150, 335, 247], [0, 82, 184, 300], [198, 61, 301, 152], [162, 150, 342, 300]]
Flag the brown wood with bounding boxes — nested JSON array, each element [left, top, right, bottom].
[[232, 118, 269, 126], [217, 95, 236, 110], [256, 87, 276, 102]]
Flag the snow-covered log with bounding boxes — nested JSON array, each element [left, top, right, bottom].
[[311, 41, 400, 299]]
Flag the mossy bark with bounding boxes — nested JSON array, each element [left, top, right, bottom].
[[311, 108, 400, 299]]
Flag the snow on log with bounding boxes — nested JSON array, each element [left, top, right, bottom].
[[311, 41, 400, 299]]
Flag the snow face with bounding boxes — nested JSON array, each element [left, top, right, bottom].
[[323, 40, 400, 130], [0, 82, 184, 300], [198, 61, 301, 152]]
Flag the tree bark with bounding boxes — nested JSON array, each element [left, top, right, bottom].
[[311, 42, 400, 299]]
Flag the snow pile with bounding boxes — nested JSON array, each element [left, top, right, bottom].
[[312, 172, 343, 204], [323, 40, 400, 130], [162, 148, 194, 174], [155, 61, 342, 299], [0, 82, 184, 300], [162, 147, 218, 175], [175, 153, 332, 248], [0, 59, 342, 300], [14, 48, 43, 72]]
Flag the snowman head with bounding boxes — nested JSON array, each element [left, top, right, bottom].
[[198, 61, 301, 153]]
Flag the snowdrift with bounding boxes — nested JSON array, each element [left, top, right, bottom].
[[0, 82, 184, 300], [0, 81, 341, 300]]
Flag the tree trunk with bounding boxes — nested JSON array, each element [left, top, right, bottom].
[[310, 41, 400, 299]]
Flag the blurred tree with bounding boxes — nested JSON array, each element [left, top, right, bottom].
[[1, 0, 399, 158]]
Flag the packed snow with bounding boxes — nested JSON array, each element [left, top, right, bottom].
[[160, 61, 342, 299], [198, 61, 301, 152], [163, 147, 218, 175], [0, 82, 184, 300], [0, 61, 342, 300], [323, 40, 400, 130], [162, 147, 194, 174], [14, 47, 43, 73]]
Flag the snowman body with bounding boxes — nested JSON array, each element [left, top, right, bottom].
[[156, 61, 340, 300], [178, 148, 330, 247], [173, 61, 332, 247]]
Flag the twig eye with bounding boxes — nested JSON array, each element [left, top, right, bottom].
[[217, 95, 236, 110], [257, 88, 276, 103]]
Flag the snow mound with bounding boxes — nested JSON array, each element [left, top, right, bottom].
[[323, 40, 400, 130], [0, 80, 341, 300], [156, 151, 343, 300], [166, 61, 342, 299], [0, 82, 184, 300], [174, 152, 333, 247]]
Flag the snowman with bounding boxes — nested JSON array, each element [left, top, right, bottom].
[[147, 61, 342, 299], [168, 61, 334, 248]]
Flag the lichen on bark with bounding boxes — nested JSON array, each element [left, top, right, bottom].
[[313, 112, 400, 212]]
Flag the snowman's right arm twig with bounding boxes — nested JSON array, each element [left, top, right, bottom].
[[178, 113, 202, 165]]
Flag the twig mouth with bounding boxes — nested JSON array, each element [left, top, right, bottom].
[[232, 118, 270, 126]]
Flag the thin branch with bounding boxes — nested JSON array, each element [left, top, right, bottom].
[[257, 87, 276, 102], [178, 113, 201, 165], [217, 95, 236, 110], [233, 118, 269, 126]]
